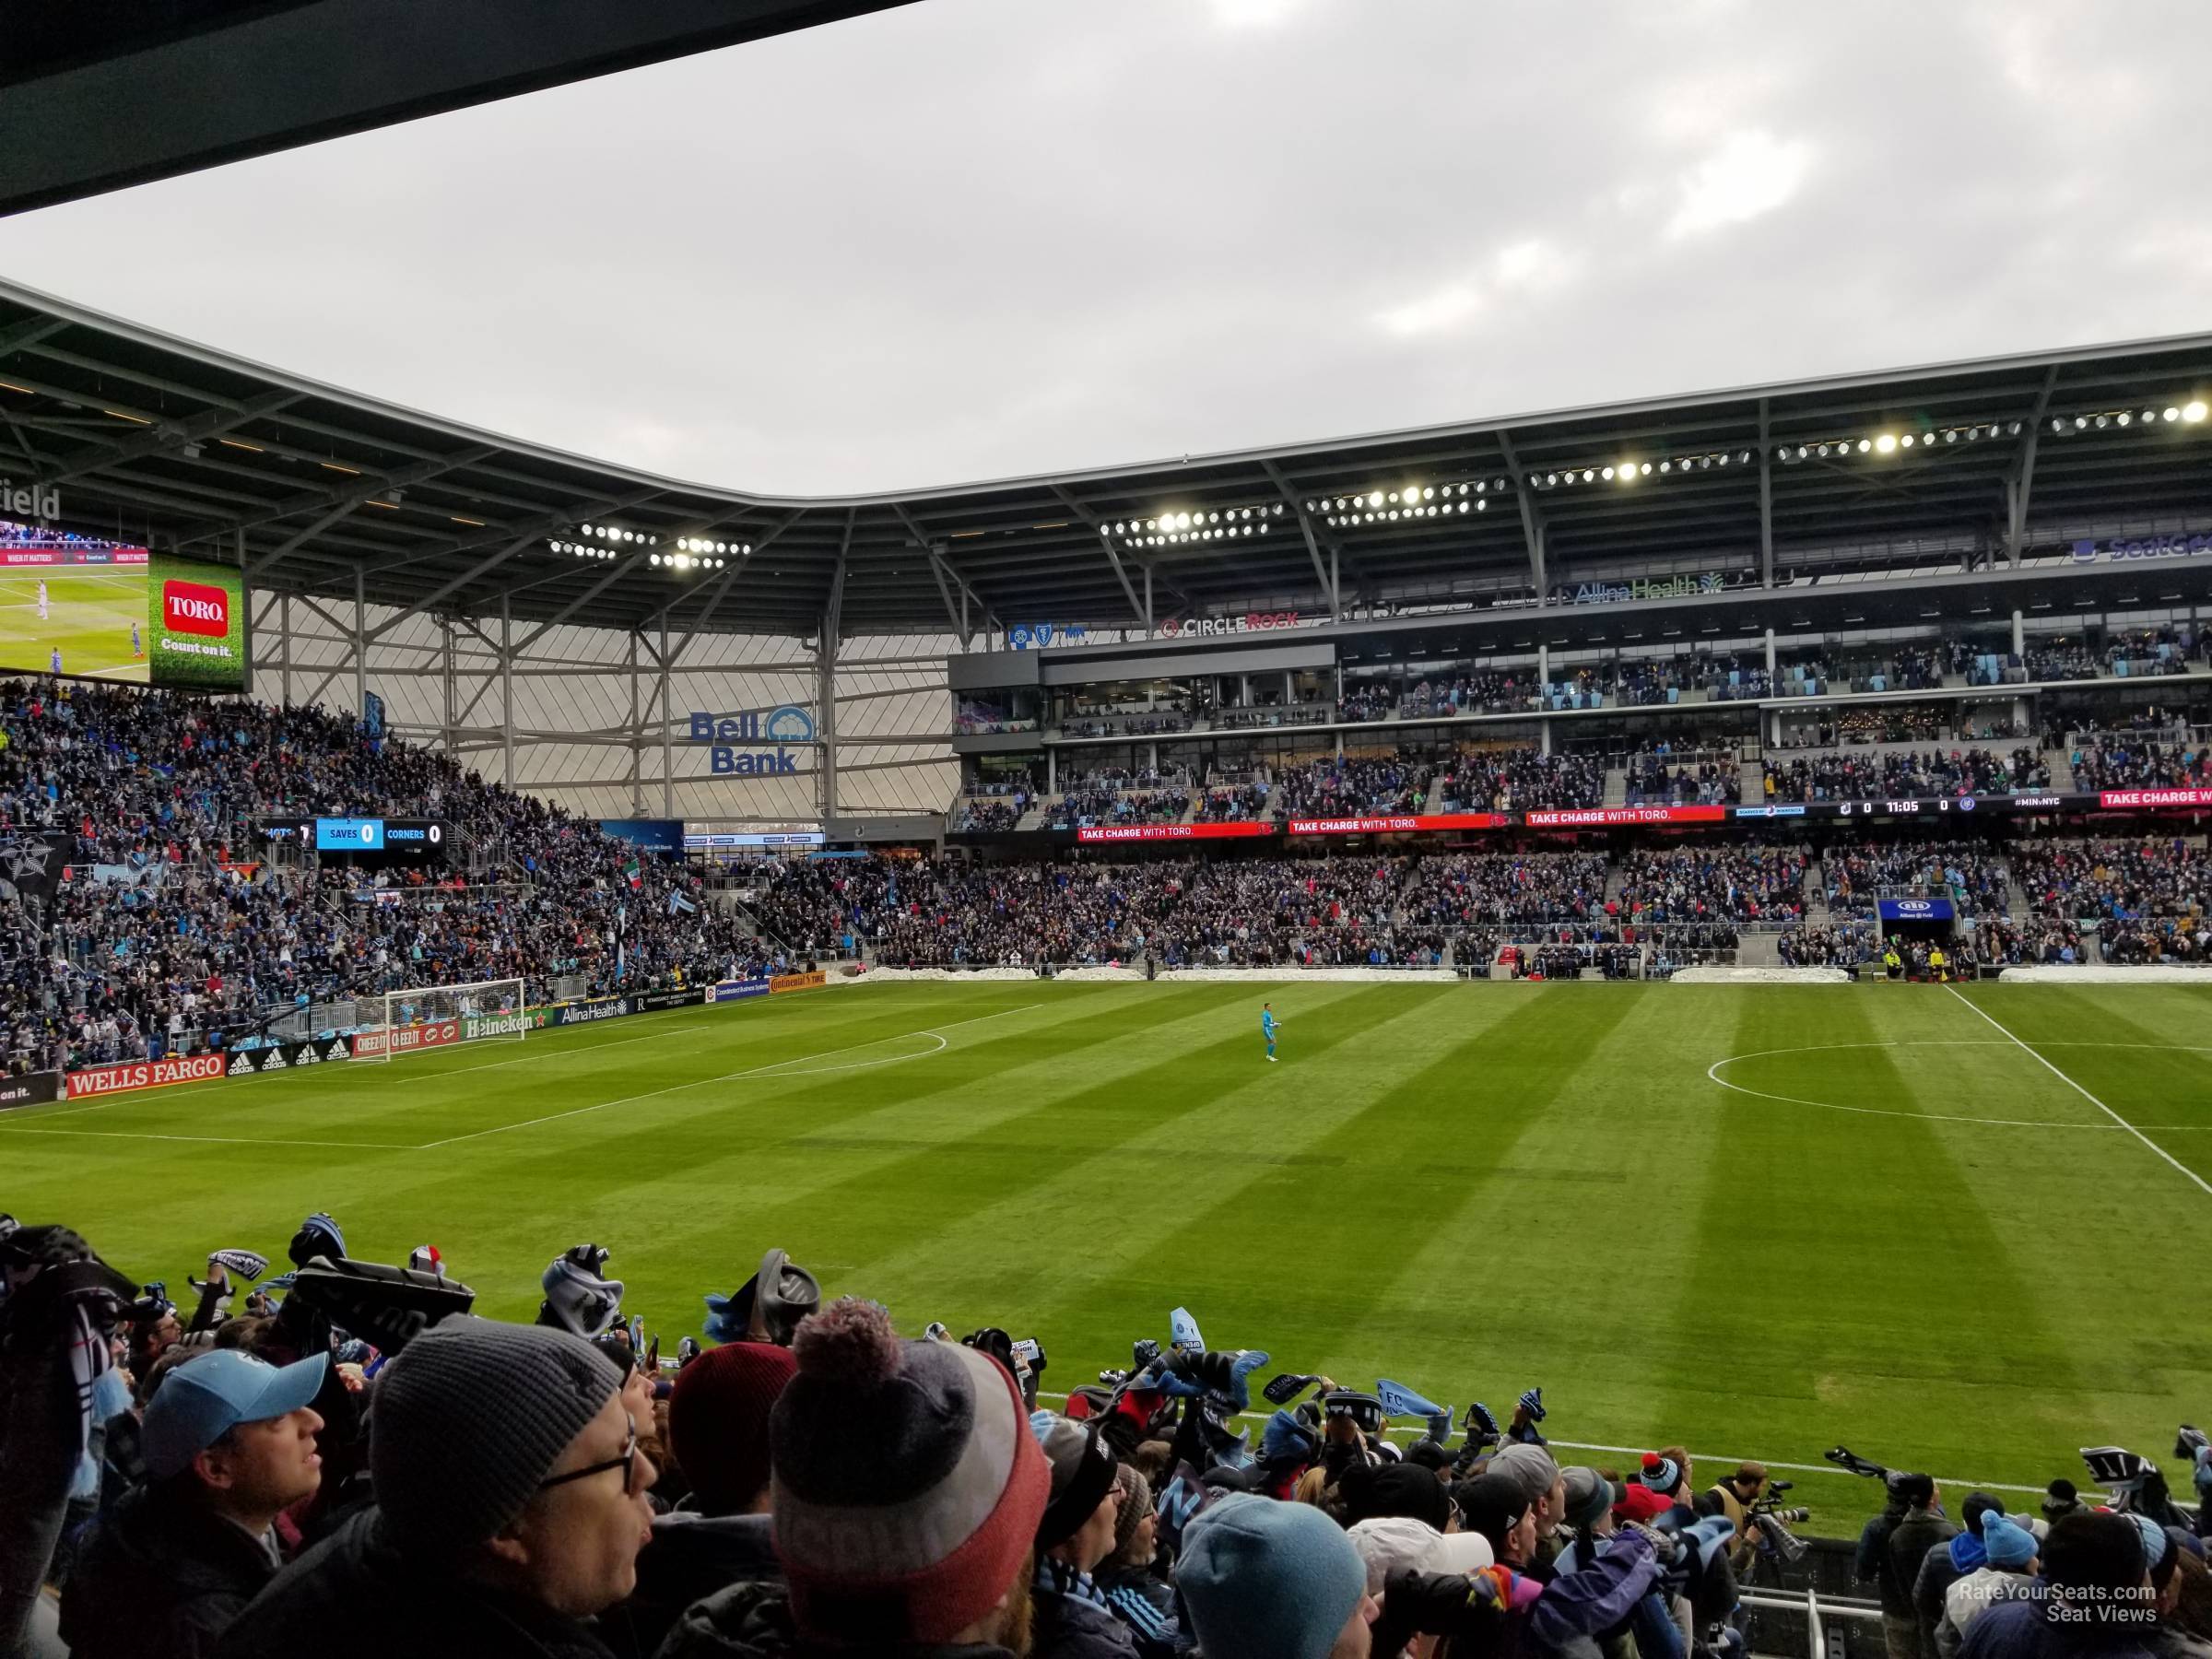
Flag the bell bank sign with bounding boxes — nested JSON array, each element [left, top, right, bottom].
[[688, 706, 816, 776]]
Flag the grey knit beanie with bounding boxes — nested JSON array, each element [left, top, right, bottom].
[[370, 1316, 622, 1554]]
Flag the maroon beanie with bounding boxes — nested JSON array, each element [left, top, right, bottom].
[[771, 1298, 1050, 1646], [669, 1339, 797, 1512]]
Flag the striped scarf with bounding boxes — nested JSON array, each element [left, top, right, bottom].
[[0, 1218, 128, 1457]]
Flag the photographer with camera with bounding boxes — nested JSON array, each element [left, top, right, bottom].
[[1693, 1463, 1770, 1569]]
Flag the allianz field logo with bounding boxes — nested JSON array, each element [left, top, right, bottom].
[[689, 705, 816, 776]]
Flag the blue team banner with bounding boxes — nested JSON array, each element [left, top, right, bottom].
[[704, 979, 771, 1005], [315, 818, 384, 851], [1877, 897, 1955, 922]]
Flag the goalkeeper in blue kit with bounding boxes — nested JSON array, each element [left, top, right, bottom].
[[1262, 1002, 1278, 1062]]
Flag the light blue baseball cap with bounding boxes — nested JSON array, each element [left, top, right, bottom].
[[143, 1348, 328, 1479]]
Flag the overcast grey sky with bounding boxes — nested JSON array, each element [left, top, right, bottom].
[[2, 0, 2206, 496]]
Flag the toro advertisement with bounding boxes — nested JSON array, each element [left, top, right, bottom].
[[0, 523, 248, 689], [146, 549, 249, 689]]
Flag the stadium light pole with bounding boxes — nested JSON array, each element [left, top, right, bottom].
[[1259, 459, 1339, 623], [353, 566, 367, 722], [1758, 399, 1775, 589], [1494, 431, 1546, 594], [660, 612, 674, 819], [2004, 365, 2061, 569]]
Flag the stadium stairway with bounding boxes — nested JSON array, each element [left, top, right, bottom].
[[1804, 864, 1832, 924], [1604, 863, 1629, 910], [2044, 747, 2078, 792], [1735, 930, 1785, 967], [1602, 766, 1630, 807], [1016, 800, 1051, 830]]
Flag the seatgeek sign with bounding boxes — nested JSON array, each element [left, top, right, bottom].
[[690, 707, 815, 777]]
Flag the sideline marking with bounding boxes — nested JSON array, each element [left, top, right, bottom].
[[1945, 985, 2212, 1199], [413, 1002, 1045, 1150]]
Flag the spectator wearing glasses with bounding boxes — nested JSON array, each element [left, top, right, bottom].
[[215, 1319, 653, 1659]]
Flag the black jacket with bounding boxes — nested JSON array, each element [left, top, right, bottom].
[[1890, 1509, 1959, 1653], [59, 1479, 284, 1659], [212, 1506, 618, 1659], [607, 1508, 781, 1659], [653, 1576, 1018, 1659]]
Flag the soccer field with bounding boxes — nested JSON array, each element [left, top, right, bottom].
[[0, 570, 149, 681], [8, 979, 2210, 1525]]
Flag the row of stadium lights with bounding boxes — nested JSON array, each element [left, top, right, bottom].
[[2048, 400, 2206, 433], [1778, 401, 2206, 465], [559, 397, 2210, 563], [547, 522, 755, 572], [1113, 503, 1284, 547], [1310, 479, 1505, 525], [1532, 451, 1752, 490]]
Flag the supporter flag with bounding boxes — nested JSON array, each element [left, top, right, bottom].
[[1170, 1306, 1205, 1353], [1376, 1379, 1447, 1420], [623, 857, 641, 890], [666, 889, 697, 916]]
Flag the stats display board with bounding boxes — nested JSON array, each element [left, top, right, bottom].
[[258, 818, 450, 863], [0, 524, 248, 689]]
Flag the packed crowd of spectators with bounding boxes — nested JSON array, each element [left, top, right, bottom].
[[1970, 918, 2087, 967], [2011, 839, 2209, 922], [2070, 739, 2212, 793], [1196, 783, 1271, 822], [956, 796, 1026, 833], [1617, 847, 1807, 924], [2098, 915, 2211, 964], [39, 1215, 2207, 1659], [1439, 749, 1606, 814], [1823, 842, 2011, 918], [1764, 747, 2047, 803], [0, 678, 772, 1074], [1396, 853, 1612, 928], [1273, 755, 1438, 818], [1062, 709, 1194, 738], [1623, 748, 1741, 807], [2105, 626, 2203, 674], [1045, 789, 1191, 830], [2022, 642, 2102, 683], [1337, 686, 1395, 724], [1777, 924, 1875, 966]]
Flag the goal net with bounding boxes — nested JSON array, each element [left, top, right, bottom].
[[351, 976, 528, 1062]]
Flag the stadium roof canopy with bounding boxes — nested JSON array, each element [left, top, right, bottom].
[[2, 274, 2209, 641], [0, 0, 918, 218]]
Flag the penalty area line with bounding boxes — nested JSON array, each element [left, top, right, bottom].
[[1945, 985, 2212, 1201], [413, 1001, 1047, 1150]]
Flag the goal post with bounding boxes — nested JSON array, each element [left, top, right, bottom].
[[351, 976, 528, 1062]]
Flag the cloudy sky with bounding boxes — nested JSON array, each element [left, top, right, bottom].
[[3, 0, 2206, 496]]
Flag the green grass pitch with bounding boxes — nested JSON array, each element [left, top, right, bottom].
[[0, 570, 149, 681], [8, 979, 2211, 1526]]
